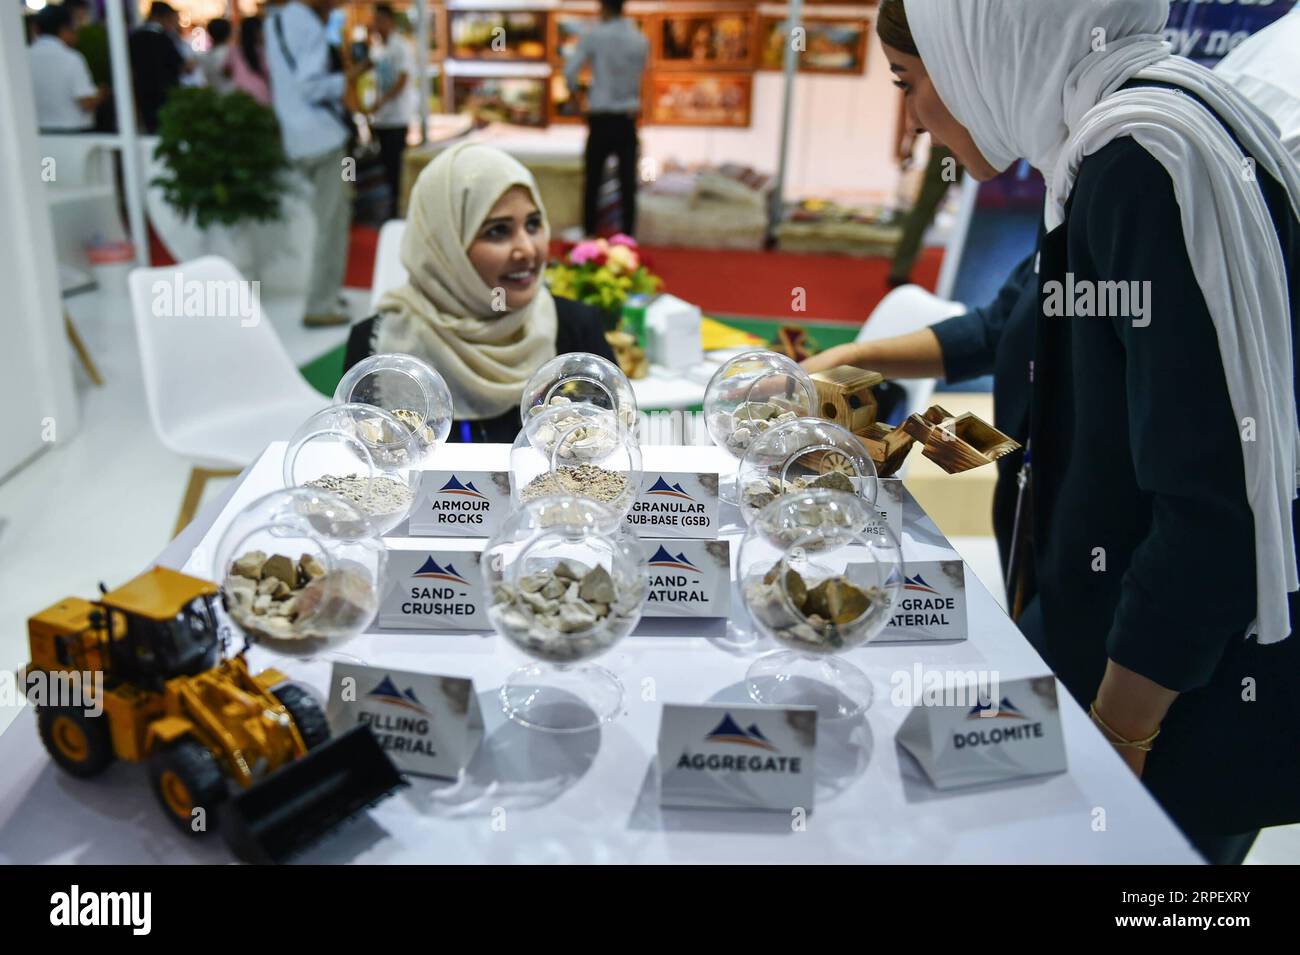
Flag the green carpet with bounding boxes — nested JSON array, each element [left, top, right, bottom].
[[297, 313, 861, 405]]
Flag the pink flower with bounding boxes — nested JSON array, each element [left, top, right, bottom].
[[608, 233, 638, 249], [568, 240, 604, 265]]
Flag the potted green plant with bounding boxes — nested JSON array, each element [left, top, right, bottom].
[[151, 88, 289, 275]]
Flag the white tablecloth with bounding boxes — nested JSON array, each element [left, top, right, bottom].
[[0, 443, 1200, 864]]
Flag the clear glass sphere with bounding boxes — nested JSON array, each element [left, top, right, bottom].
[[482, 496, 647, 666], [703, 350, 817, 459], [212, 487, 386, 647], [737, 417, 879, 527], [520, 351, 638, 431], [509, 403, 643, 521], [333, 352, 454, 465], [738, 489, 902, 656], [283, 403, 423, 536]]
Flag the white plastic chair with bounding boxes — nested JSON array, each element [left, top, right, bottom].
[[857, 283, 966, 421], [128, 255, 330, 534], [369, 219, 408, 312]]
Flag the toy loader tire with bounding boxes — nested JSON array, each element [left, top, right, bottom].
[[149, 738, 227, 836], [37, 705, 114, 778], [272, 683, 330, 750]]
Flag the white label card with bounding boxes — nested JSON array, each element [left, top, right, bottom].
[[380, 548, 490, 630], [409, 470, 511, 538], [658, 702, 816, 811], [869, 558, 968, 643], [325, 662, 483, 779], [864, 478, 904, 546], [895, 675, 1068, 789], [625, 470, 720, 539], [642, 538, 731, 618]]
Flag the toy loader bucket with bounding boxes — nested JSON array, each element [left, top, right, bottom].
[[220, 725, 404, 864]]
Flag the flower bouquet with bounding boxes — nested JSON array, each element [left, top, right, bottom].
[[546, 234, 662, 323]]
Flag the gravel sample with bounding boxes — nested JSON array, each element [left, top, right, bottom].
[[520, 464, 629, 505], [490, 559, 636, 662], [710, 401, 799, 454], [529, 396, 621, 462], [223, 549, 377, 641], [741, 470, 855, 513], [744, 561, 880, 652], [305, 473, 414, 517]]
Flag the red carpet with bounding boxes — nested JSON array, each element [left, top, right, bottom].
[[154, 223, 942, 325]]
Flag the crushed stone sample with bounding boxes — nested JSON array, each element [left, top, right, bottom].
[[224, 551, 376, 642], [744, 561, 880, 652], [490, 559, 638, 663]]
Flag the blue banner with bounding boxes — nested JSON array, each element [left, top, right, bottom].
[[1164, 0, 1297, 63]]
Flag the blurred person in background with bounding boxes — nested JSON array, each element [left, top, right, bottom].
[[68, 0, 116, 132], [888, 140, 960, 287], [27, 4, 106, 132], [368, 3, 416, 220], [565, 0, 648, 238], [129, 2, 188, 132], [228, 15, 271, 106], [197, 17, 234, 92], [1215, 5, 1300, 164], [266, 0, 368, 326]]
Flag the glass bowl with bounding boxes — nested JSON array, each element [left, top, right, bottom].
[[212, 487, 386, 651], [737, 417, 879, 527], [520, 351, 638, 432], [283, 403, 423, 536], [737, 489, 903, 719], [703, 350, 817, 459], [482, 496, 647, 731], [509, 403, 642, 521], [333, 352, 454, 466]]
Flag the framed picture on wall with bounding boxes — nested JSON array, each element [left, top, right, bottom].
[[549, 11, 596, 66], [645, 71, 752, 127], [550, 70, 647, 124], [448, 10, 549, 62], [449, 74, 548, 127], [549, 12, 650, 67], [653, 10, 757, 71], [549, 70, 588, 124], [429, 5, 447, 61], [758, 16, 869, 74]]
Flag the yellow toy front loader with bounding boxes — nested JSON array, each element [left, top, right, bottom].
[[25, 566, 402, 863]]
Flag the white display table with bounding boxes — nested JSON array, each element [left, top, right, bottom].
[[0, 443, 1201, 864]]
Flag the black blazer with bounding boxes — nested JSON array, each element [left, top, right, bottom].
[[1027, 82, 1300, 837], [344, 295, 617, 443]]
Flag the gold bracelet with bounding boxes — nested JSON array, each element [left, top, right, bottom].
[[1089, 702, 1160, 752]]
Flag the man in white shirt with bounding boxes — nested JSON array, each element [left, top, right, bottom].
[[28, 5, 105, 133], [564, 0, 648, 236], [1214, 6, 1300, 165], [368, 4, 417, 220], [197, 18, 234, 93], [266, 0, 367, 326]]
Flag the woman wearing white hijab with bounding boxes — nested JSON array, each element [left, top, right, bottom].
[[344, 142, 615, 442], [872, 0, 1300, 863]]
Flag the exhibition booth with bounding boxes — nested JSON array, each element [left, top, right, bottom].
[[4, 0, 1298, 873]]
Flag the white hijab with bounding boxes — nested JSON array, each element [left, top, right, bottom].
[[376, 142, 558, 420], [903, 0, 1300, 644]]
